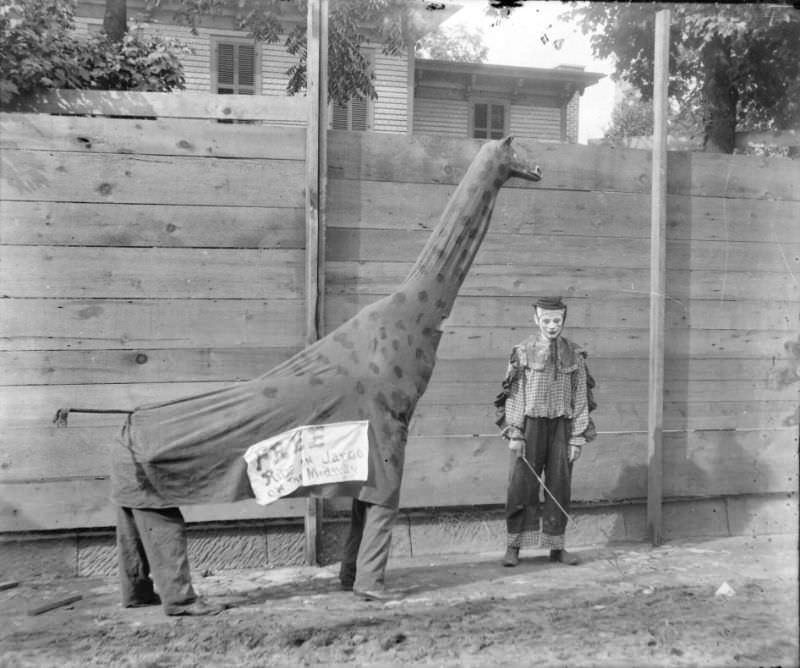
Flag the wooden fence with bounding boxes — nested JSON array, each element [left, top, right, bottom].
[[1, 93, 798, 533]]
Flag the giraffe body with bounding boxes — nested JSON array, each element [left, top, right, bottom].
[[111, 137, 542, 510]]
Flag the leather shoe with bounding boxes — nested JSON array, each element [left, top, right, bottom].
[[165, 599, 227, 616], [353, 588, 402, 602], [502, 547, 520, 567], [125, 593, 161, 608], [549, 549, 579, 565]]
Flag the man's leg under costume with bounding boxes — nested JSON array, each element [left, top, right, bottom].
[[340, 499, 399, 598], [504, 417, 547, 565], [117, 506, 224, 614], [540, 417, 578, 565]]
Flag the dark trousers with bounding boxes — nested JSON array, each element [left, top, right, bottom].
[[116, 506, 196, 610], [339, 499, 399, 591], [506, 417, 573, 544]]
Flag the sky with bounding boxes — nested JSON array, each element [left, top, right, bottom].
[[435, 0, 617, 143]]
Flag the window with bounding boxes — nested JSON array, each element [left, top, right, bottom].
[[332, 97, 370, 131], [214, 40, 257, 95], [472, 102, 507, 139]]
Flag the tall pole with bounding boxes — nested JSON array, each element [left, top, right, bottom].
[[304, 0, 328, 565], [647, 8, 670, 546]]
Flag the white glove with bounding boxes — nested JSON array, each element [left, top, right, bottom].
[[509, 438, 525, 458]]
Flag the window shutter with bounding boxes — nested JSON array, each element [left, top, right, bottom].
[[332, 102, 349, 130], [237, 44, 255, 95], [350, 97, 368, 131], [217, 43, 235, 94]]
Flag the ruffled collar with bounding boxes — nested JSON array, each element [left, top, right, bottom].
[[518, 335, 578, 373]]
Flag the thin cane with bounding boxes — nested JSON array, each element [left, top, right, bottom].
[[518, 453, 574, 526], [520, 452, 627, 575]]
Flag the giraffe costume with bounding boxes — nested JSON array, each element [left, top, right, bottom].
[[109, 137, 543, 609]]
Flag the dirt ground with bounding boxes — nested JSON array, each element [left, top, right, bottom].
[[0, 534, 797, 668]]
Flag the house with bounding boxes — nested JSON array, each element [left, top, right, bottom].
[[74, 1, 603, 142]]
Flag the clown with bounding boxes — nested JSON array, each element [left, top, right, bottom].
[[497, 296, 596, 567]]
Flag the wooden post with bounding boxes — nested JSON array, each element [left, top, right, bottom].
[[303, 0, 328, 566], [647, 8, 670, 546]]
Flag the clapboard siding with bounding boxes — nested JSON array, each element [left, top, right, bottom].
[[510, 104, 561, 141], [413, 98, 470, 137], [373, 53, 410, 134]]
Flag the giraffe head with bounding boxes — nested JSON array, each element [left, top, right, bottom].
[[497, 136, 543, 184]]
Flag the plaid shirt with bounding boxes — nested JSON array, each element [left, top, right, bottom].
[[502, 335, 590, 446]]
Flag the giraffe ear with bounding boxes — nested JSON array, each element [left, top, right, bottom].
[[502, 136, 515, 146]]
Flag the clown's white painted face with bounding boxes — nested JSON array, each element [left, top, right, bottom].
[[534, 308, 565, 340]]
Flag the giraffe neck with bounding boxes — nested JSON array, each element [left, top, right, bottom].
[[401, 147, 504, 321]]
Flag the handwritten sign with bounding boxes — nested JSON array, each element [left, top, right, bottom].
[[243, 421, 370, 505]]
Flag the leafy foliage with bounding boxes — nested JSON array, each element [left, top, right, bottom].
[[570, 3, 800, 152], [0, 0, 186, 105], [604, 88, 653, 139], [416, 24, 488, 63]]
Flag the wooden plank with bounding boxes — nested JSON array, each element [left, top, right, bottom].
[[0, 114, 306, 159], [0, 201, 305, 248], [399, 428, 797, 508], [7, 90, 308, 123], [326, 294, 797, 332], [325, 261, 800, 301], [1, 247, 304, 299], [328, 131, 799, 200], [327, 227, 797, 273], [0, 298, 306, 351], [0, 479, 304, 532], [0, 382, 231, 428], [327, 179, 800, 242], [648, 7, 671, 545], [0, 150, 304, 207], [0, 347, 300, 385], [2, 400, 793, 484], [303, 0, 328, 566], [328, 131, 651, 194], [6, 349, 788, 387]]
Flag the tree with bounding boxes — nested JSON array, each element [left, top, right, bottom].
[[604, 88, 653, 140], [0, 0, 186, 106], [146, 0, 448, 106], [570, 3, 800, 153], [416, 24, 488, 63]]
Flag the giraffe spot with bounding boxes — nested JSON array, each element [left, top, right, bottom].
[[369, 362, 380, 374], [436, 273, 445, 283], [309, 375, 323, 386], [355, 381, 365, 394], [415, 348, 425, 359], [391, 293, 407, 304], [379, 326, 387, 340], [393, 366, 403, 379], [333, 332, 355, 349], [422, 327, 432, 337], [392, 339, 400, 351], [435, 299, 446, 310], [317, 354, 330, 365], [418, 290, 428, 302], [350, 350, 360, 364], [391, 390, 409, 410], [394, 320, 407, 331], [262, 387, 278, 398], [336, 364, 350, 376], [415, 313, 424, 324]]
